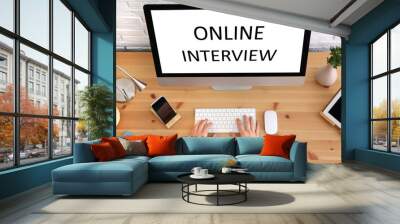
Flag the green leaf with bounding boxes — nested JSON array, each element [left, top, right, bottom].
[[327, 47, 342, 69]]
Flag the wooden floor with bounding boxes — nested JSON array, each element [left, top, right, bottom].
[[1, 163, 400, 224]]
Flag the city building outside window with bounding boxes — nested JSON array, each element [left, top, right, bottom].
[[42, 85, 46, 97], [28, 81, 34, 94], [0, 54, 7, 87], [28, 66, 34, 80], [35, 83, 40, 95], [35, 70, 40, 81], [0, 54, 7, 67], [41, 73, 46, 83], [0, 71, 6, 85]]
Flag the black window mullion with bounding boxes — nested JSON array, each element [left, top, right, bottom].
[[387, 30, 391, 152], [48, 0, 54, 160], [13, 0, 20, 167], [370, 45, 373, 149], [88, 30, 91, 74], [71, 10, 76, 153]]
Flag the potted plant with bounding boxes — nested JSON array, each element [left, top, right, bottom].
[[79, 84, 114, 140], [316, 47, 342, 87]]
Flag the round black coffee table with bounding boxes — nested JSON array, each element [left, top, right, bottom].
[[177, 173, 255, 206]]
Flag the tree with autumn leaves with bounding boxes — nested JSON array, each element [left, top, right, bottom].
[[0, 85, 59, 154], [373, 99, 400, 142]]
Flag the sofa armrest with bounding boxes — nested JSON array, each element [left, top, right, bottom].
[[289, 141, 307, 182], [74, 141, 99, 163]]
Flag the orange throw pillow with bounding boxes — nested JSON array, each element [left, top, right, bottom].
[[101, 137, 127, 158], [91, 142, 117, 162], [260, 134, 296, 159], [146, 134, 178, 157]]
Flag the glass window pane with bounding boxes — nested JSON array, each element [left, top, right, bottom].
[[20, 117, 49, 165], [0, 116, 14, 170], [372, 121, 388, 151], [74, 69, 89, 117], [53, 59, 72, 117], [0, 0, 14, 31], [53, 0, 72, 60], [391, 120, 400, 153], [391, 72, 400, 118], [20, 0, 49, 49], [20, 44, 49, 115], [75, 120, 88, 143], [391, 24, 400, 70], [53, 119, 72, 158], [0, 35, 14, 112], [74, 18, 89, 70], [372, 34, 387, 76], [372, 76, 387, 119]]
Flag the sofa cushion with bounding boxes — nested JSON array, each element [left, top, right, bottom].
[[53, 158, 147, 183], [236, 155, 293, 172], [119, 138, 148, 156], [91, 142, 118, 161], [147, 134, 178, 157], [177, 137, 236, 155], [149, 154, 235, 172], [101, 137, 127, 158], [236, 137, 263, 155], [260, 134, 296, 159]]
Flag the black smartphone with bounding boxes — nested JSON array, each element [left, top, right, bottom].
[[151, 96, 181, 128]]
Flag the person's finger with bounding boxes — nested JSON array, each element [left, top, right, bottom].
[[197, 119, 207, 135], [249, 116, 255, 132], [193, 120, 206, 136], [243, 115, 250, 131], [236, 118, 245, 134], [255, 121, 260, 137], [201, 121, 212, 137], [192, 121, 200, 136]]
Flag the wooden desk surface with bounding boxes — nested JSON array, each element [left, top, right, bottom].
[[116, 52, 341, 164]]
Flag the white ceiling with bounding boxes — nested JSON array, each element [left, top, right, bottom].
[[117, 0, 173, 50], [116, 0, 381, 50], [223, 0, 352, 24]]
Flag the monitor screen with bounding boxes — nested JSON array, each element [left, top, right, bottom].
[[144, 4, 310, 77]]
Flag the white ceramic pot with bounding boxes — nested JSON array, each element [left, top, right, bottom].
[[316, 64, 337, 87]]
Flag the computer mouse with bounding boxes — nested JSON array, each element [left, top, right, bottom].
[[264, 110, 278, 134]]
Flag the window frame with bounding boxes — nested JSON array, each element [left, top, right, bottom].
[[0, 0, 92, 171], [370, 20, 400, 154]]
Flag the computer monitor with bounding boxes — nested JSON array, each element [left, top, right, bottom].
[[144, 4, 311, 89]]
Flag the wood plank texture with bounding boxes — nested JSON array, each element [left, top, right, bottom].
[[116, 52, 342, 164]]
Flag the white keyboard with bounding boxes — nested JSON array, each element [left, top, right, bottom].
[[195, 108, 256, 133]]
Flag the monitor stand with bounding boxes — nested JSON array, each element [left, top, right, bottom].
[[211, 85, 253, 91]]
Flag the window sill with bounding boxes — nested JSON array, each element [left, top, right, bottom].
[[355, 148, 400, 172], [0, 156, 72, 176]]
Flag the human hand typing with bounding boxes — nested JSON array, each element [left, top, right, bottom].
[[236, 115, 260, 137], [191, 119, 213, 137]]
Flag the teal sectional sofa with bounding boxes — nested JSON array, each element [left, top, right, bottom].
[[52, 137, 307, 196]]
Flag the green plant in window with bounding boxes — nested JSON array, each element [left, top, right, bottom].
[[79, 84, 113, 140], [327, 47, 342, 69]]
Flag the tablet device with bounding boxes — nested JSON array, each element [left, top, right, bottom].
[[321, 89, 341, 128], [151, 96, 181, 128]]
